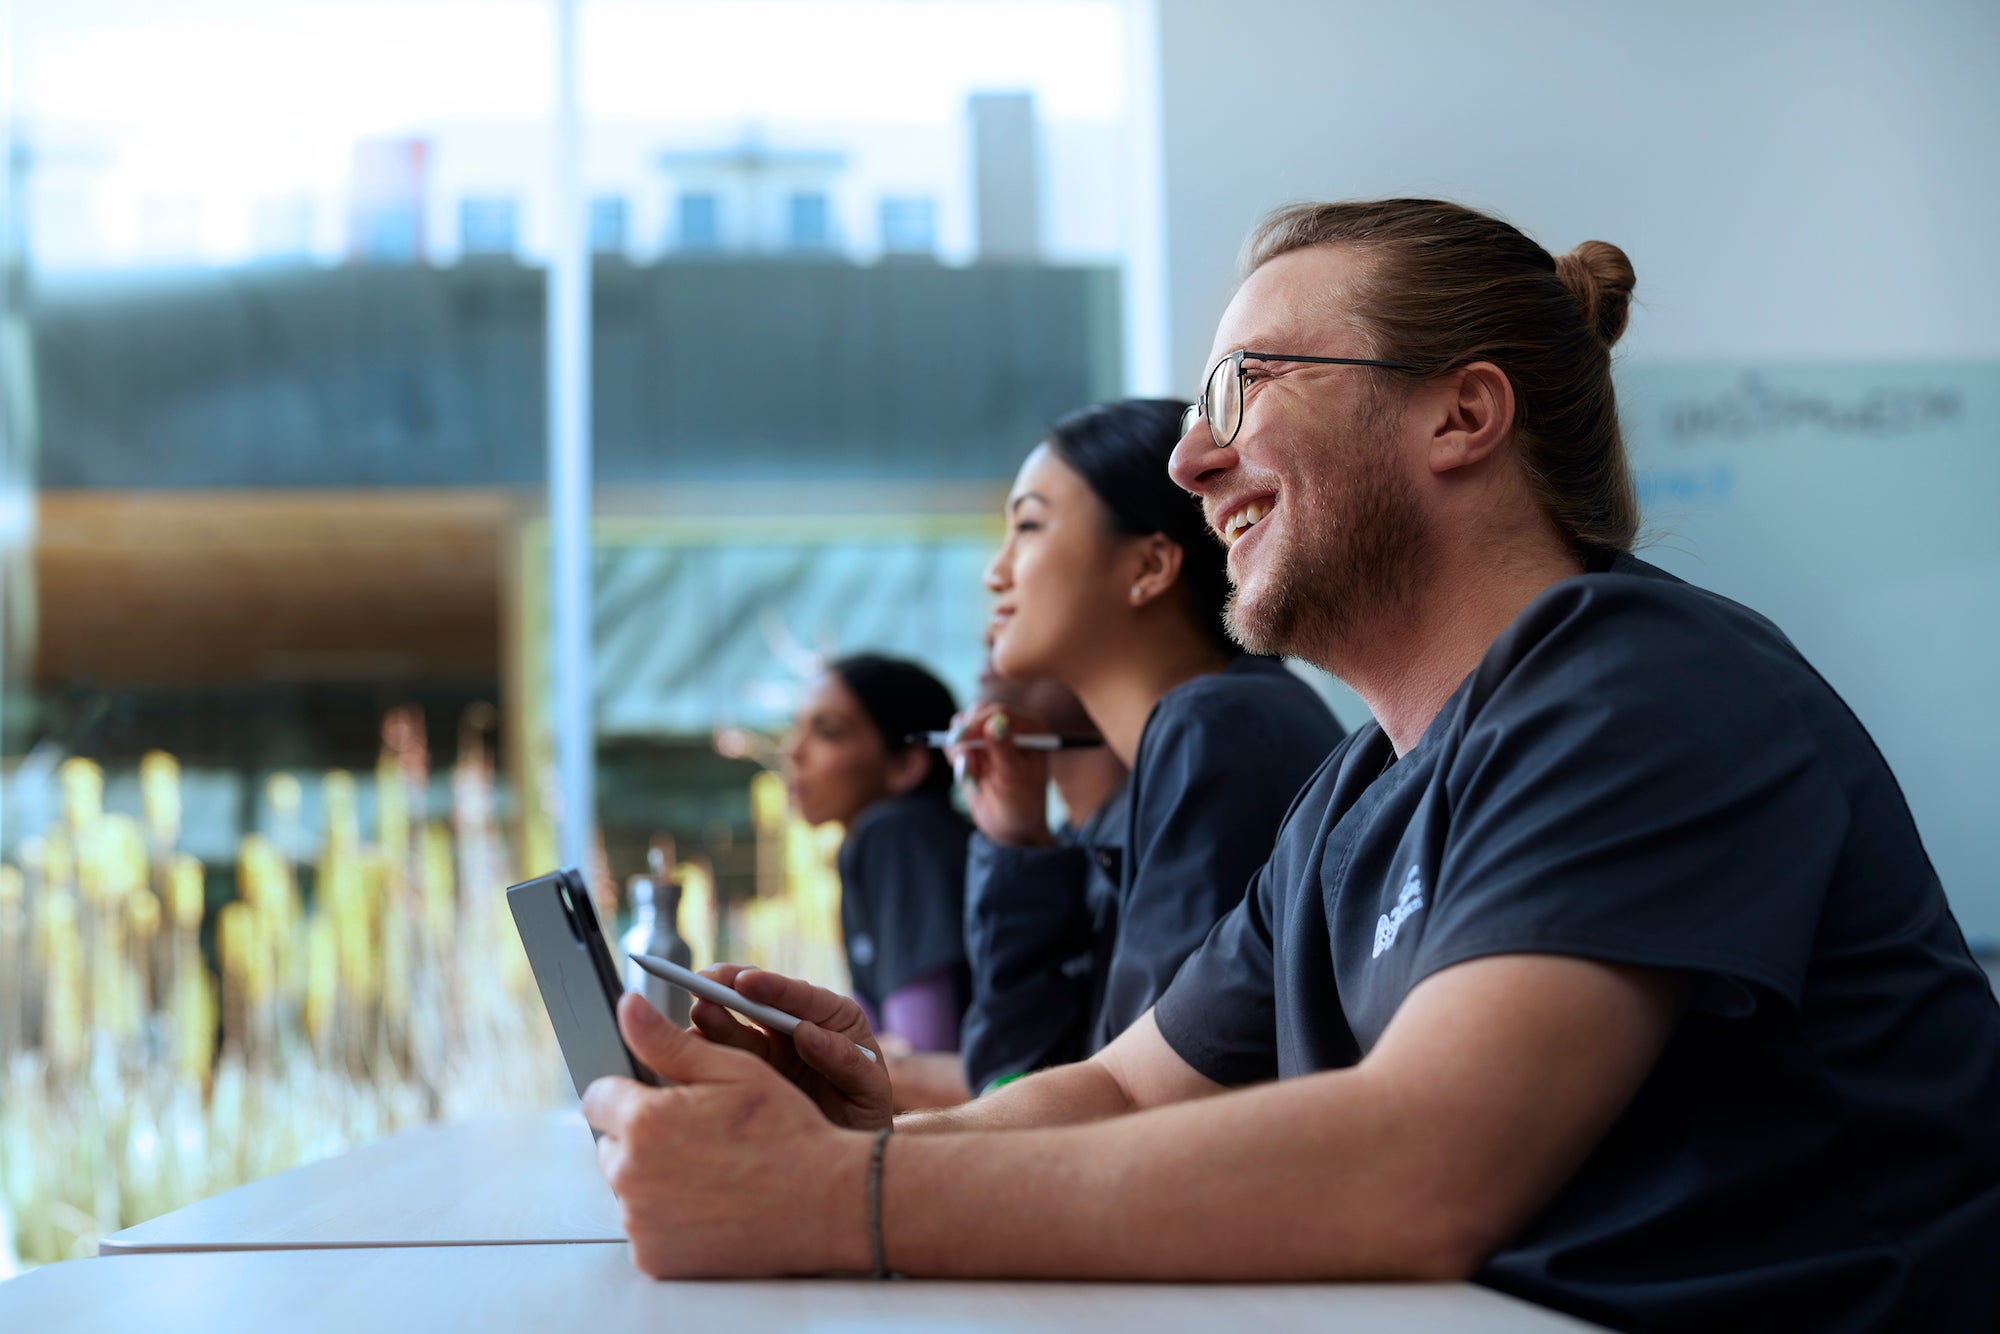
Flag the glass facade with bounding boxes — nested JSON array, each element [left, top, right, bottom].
[[0, 0, 1148, 1270]]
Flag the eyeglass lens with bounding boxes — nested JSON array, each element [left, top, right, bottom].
[[1210, 354, 1242, 446], [1182, 354, 1246, 447]]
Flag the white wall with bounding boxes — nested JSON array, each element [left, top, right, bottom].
[[1154, 0, 2000, 381], [1151, 1, 2000, 937]]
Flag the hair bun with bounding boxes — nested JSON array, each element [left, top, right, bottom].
[[1555, 240, 1635, 346]]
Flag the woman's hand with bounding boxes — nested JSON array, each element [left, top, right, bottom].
[[951, 700, 1055, 847], [685, 964, 894, 1132], [584, 993, 872, 1278]]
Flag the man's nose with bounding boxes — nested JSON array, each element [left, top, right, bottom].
[[1168, 416, 1235, 495]]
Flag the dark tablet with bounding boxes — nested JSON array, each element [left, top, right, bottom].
[[507, 867, 666, 1101]]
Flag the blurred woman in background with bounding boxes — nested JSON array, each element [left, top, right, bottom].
[[782, 653, 969, 1055], [956, 398, 1347, 1093]]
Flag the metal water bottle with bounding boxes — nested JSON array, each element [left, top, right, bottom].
[[622, 873, 693, 1027]]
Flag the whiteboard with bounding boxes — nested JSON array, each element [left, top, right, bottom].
[[1620, 362, 2000, 943]]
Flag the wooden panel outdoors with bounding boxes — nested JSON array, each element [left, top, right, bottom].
[[33, 490, 521, 688]]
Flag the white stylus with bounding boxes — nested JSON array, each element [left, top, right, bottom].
[[627, 953, 879, 1063], [907, 730, 1103, 752]]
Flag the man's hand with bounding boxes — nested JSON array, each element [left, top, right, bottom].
[[951, 701, 1054, 847], [686, 964, 894, 1131], [583, 991, 873, 1279]]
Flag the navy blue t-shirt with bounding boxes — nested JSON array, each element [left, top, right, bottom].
[[837, 791, 972, 1015], [961, 655, 1346, 1090], [1155, 555, 2000, 1333]]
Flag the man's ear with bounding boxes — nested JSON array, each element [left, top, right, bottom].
[[1425, 361, 1516, 475], [1125, 533, 1186, 610], [883, 744, 932, 797]]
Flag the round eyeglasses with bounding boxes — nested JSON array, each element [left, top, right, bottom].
[[1181, 350, 1421, 449]]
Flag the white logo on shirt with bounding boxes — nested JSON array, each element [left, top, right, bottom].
[[1372, 865, 1426, 959]]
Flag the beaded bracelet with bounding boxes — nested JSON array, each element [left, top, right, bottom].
[[867, 1125, 893, 1279]]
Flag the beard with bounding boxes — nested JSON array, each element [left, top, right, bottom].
[[1225, 399, 1431, 666]]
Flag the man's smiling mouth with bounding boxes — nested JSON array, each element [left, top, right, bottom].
[[1221, 500, 1272, 547]]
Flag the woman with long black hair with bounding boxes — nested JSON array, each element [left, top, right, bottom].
[[956, 398, 1346, 1091]]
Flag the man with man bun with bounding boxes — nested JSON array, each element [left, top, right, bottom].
[[583, 199, 2000, 1332]]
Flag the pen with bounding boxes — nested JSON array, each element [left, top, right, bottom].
[[905, 730, 1104, 752], [627, 953, 880, 1064]]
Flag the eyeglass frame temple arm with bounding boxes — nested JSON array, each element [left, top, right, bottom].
[[1186, 351, 1429, 435], [1235, 351, 1424, 370]]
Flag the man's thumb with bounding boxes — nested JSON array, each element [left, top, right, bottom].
[[617, 991, 737, 1083]]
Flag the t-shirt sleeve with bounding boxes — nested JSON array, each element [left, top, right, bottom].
[[1152, 857, 1284, 1087], [959, 834, 1095, 1090], [844, 809, 970, 1002], [879, 968, 963, 1053], [1413, 583, 1849, 1017]]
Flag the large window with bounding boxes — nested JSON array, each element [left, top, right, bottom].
[[0, 0, 1156, 1271]]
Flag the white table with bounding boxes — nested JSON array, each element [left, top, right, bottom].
[[3, 1242, 1604, 1332], [75, 1110, 1605, 1331], [98, 1110, 622, 1254]]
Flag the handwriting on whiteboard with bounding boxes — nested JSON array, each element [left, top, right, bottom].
[[1661, 373, 1962, 444]]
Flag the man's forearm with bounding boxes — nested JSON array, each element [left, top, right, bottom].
[[897, 1055, 1133, 1134], [865, 956, 1682, 1282], [875, 1067, 1479, 1281]]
